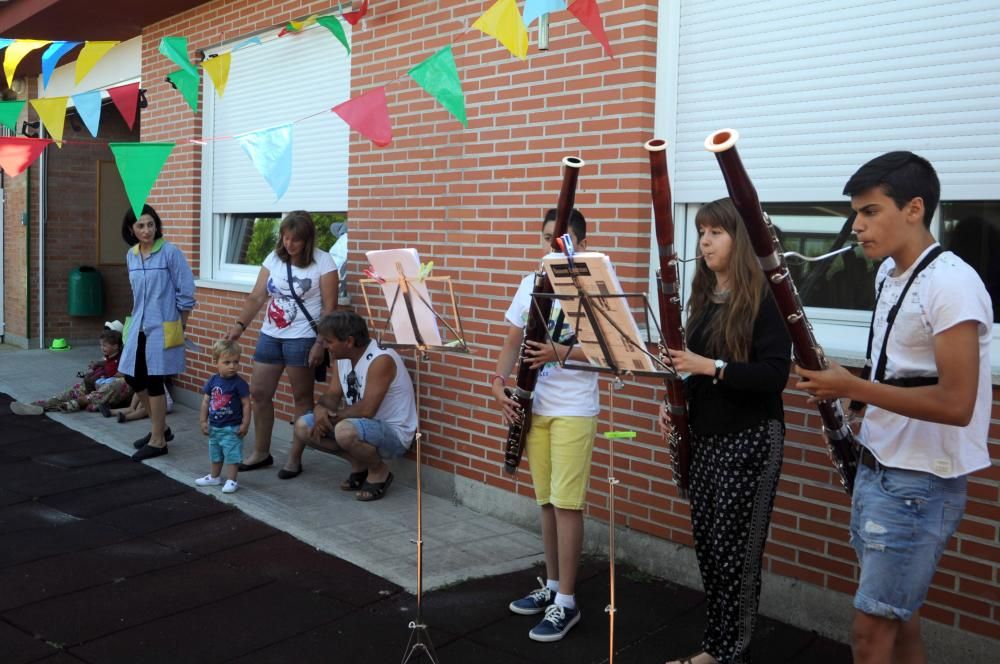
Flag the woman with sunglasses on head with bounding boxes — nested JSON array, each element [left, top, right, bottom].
[[659, 198, 791, 664]]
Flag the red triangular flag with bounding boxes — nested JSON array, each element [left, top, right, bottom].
[[108, 82, 140, 130], [332, 86, 392, 147], [0, 137, 53, 177], [568, 0, 614, 58], [342, 0, 369, 26]]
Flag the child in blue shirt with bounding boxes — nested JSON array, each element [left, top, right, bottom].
[[196, 339, 251, 493]]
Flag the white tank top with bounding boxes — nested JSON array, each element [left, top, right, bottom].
[[337, 340, 417, 448]]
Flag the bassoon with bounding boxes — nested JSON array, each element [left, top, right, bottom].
[[503, 156, 585, 474], [704, 129, 859, 495], [644, 138, 692, 498]]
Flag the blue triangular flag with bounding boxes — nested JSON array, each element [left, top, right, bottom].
[[236, 124, 292, 200], [0, 39, 13, 51], [524, 0, 565, 25], [41, 41, 81, 89], [72, 90, 103, 137]]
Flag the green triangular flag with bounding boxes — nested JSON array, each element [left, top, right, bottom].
[[0, 99, 26, 133], [407, 45, 467, 127], [159, 36, 198, 76], [167, 68, 200, 113], [316, 15, 350, 55], [109, 142, 175, 219]]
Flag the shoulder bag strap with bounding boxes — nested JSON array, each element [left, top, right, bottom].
[[286, 260, 318, 332]]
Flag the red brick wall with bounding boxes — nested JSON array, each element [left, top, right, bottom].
[[140, 0, 999, 641]]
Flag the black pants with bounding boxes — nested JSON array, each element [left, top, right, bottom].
[[689, 419, 783, 664], [123, 332, 165, 397]]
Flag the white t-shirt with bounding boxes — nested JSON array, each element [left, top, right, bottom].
[[337, 340, 417, 447], [504, 270, 600, 417], [860, 245, 993, 477], [260, 249, 337, 339]]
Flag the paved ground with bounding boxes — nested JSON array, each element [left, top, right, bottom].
[[0, 390, 852, 663]]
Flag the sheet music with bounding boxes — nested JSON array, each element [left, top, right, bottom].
[[542, 252, 658, 374], [366, 248, 443, 346]]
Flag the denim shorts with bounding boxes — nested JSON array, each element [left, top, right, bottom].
[[302, 412, 410, 460], [253, 333, 315, 367], [850, 463, 967, 621], [208, 425, 243, 465]]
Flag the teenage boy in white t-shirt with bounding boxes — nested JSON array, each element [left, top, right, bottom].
[[796, 152, 992, 664], [490, 208, 599, 643]]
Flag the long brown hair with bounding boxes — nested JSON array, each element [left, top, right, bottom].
[[274, 210, 316, 268], [686, 198, 765, 362]]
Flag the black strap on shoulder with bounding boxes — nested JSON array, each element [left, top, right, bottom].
[[849, 245, 943, 411], [286, 260, 318, 332]]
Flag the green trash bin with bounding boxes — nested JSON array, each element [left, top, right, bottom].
[[68, 266, 104, 316]]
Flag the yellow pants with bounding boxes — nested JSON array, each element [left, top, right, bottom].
[[526, 415, 597, 510]]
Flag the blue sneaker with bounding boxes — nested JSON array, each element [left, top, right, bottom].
[[529, 603, 581, 642], [509, 577, 555, 615]]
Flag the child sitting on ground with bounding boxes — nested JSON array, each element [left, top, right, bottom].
[[102, 382, 175, 421], [12, 327, 133, 415], [195, 339, 251, 494]]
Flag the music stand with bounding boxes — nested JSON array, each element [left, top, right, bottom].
[[535, 251, 677, 663], [359, 249, 469, 664]]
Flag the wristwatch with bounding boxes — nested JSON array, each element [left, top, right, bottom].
[[713, 359, 727, 384]]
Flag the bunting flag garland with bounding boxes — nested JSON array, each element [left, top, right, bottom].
[[108, 82, 140, 130], [408, 45, 467, 127], [109, 142, 175, 219], [568, 0, 614, 58], [233, 37, 261, 51], [524, 0, 566, 26], [71, 90, 103, 137], [333, 86, 392, 147], [75, 41, 119, 84], [159, 37, 198, 76], [0, 99, 26, 133], [41, 41, 81, 89], [316, 15, 351, 55], [167, 68, 200, 112], [279, 14, 319, 37], [201, 52, 231, 97], [236, 124, 293, 200], [4, 39, 50, 86], [29, 97, 68, 147], [342, 0, 369, 26], [0, 137, 52, 177], [0, 39, 13, 51], [473, 0, 528, 61]]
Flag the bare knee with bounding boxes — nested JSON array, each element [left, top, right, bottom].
[[250, 385, 275, 405], [852, 611, 898, 663], [293, 417, 312, 442]]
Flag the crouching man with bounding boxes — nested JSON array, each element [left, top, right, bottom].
[[278, 311, 417, 501]]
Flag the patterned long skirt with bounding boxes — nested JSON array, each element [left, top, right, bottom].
[[689, 418, 784, 664], [34, 377, 133, 412]]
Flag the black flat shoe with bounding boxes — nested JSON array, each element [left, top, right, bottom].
[[238, 454, 274, 472], [277, 466, 303, 480], [98, 404, 112, 418], [133, 428, 174, 449], [131, 444, 168, 462]]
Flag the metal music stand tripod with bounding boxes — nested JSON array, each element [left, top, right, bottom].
[[360, 260, 469, 664]]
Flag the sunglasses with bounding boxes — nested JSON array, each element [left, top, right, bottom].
[[346, 370, 359, 404]]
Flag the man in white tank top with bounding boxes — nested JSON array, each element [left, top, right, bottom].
[[278, 311, 417, 501]]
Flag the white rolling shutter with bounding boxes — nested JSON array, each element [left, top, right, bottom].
[[203, 24, 350, 213], [671, 0, 1000, 203]]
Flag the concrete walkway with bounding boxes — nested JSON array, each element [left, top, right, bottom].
[[0, 345, 543, 592]]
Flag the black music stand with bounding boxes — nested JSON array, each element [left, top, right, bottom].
[[359, 260, 468, 664]]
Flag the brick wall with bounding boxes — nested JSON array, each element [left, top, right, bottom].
[[140, 0, 999, 641]]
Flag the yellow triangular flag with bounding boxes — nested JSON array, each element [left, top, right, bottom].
[[201, 52, 231, 97], [30, 97, 68, 148], [75, 41, 119, 84], [472, 0, 528, 60], [4, 39, 51, 86]]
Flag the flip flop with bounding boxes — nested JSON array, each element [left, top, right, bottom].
[[356, 472, 393, 502], [340, 469, 368, 491]]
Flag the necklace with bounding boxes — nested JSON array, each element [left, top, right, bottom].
[[710, 288, 731, 303]]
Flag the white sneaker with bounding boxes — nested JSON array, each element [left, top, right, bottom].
[[222, 479, 239, 493], [195, 474, 222, 486], [11, 402, 44, 416]]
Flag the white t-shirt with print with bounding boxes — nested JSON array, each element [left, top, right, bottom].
[[860, 245, 992, 478], [505, 269, 600, 417], [260, 249, 337, 339]]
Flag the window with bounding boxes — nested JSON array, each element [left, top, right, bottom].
[[940, 202, 1000, 323]]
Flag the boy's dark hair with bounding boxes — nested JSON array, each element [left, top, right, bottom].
[[542, 208, 587, 241], [99, 329, 123, 348], [274, 210, 317, 267], [843, 152, 939, 228], [317, 311, 370, 348], [121, 204, 164, 246]]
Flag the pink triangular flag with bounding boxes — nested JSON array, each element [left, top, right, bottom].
[[0, 137, 53, 177], [332, 87, 392, 147], [568, 0, 614, 58], [342, 0, 369, 26], [107, 82, 140, 130]]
